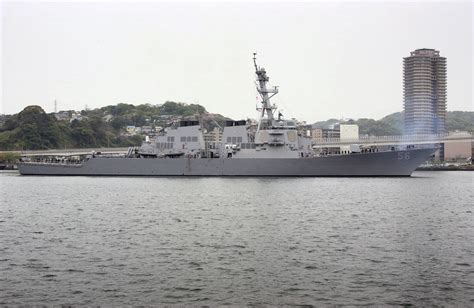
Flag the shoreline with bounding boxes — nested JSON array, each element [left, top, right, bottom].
[[416, 166, 473, 171]]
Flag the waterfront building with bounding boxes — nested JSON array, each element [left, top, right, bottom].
[[442, 132, 472, 162], [311, 128, 340, 141], [339, 124, 359, 153], [311, 125, 359, 154], [403, 48, 447, 135], [340, 124, 359, 140], [444, 141, 472, 162]]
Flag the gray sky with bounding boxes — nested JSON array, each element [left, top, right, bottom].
[[1, 0, 472, 122]]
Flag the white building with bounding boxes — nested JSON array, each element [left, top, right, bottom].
[[340, 124, 359, 153], [340, 124, 359, 140]]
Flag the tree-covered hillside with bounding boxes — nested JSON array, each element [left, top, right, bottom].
[[0, 102, 229, 151], [312, 111, 473, 136], [0, 106, 62, 149], [0, 105, 142, 150], [445, 111, 474, 133], [94, 101, 208, 130]]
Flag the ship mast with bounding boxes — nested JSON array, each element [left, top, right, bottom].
[[253, 53, 278, 132]]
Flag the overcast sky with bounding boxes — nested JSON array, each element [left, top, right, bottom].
[[1, 0, 472, 122]]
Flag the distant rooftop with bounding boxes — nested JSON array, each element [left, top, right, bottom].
[[410, 48, 440, 57]]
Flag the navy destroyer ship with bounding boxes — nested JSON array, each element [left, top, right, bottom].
[[18, 55, 435, 176]]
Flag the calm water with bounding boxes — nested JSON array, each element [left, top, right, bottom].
[[0, 171, 473, 305]]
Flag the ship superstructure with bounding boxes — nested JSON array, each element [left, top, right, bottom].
[[138, 54, 313, 160], [18, 54, 436, 176]]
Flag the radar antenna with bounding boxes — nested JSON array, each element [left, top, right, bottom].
[[253, 53, 279, 132], [253, 52, 259, 72]]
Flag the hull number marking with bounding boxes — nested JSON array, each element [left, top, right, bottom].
[[398, 152, 410, 160]]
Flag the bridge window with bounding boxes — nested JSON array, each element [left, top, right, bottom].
[[192, 136, 198, 142], [180, 136, 186, 142]]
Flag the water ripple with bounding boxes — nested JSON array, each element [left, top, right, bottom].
[[0, 171, 473, 305]]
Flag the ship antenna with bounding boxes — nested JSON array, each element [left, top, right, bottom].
[[253, 53, 278, 126], [253, 52, 258, 72]]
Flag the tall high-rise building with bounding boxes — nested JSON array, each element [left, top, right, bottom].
[[403, 48, 447, 135]]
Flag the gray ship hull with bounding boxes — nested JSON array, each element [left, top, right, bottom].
[[18, 148, 434, 176]]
